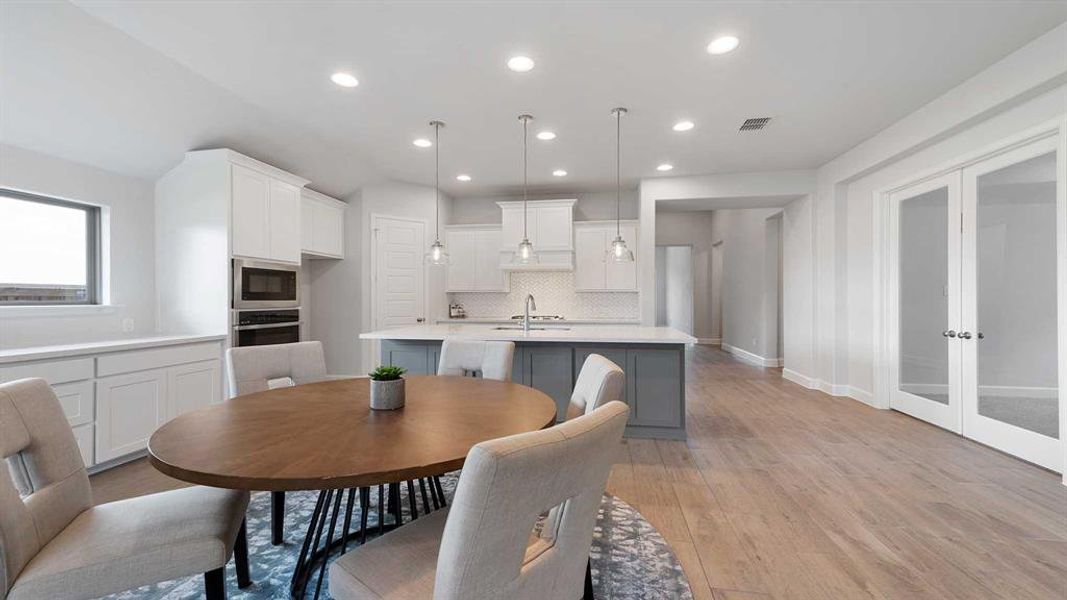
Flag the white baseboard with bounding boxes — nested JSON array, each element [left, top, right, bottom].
[[697, 337, 721, 345], [722, 344, 781, 368], [782, 368, 818, 388], [780, 369, 880, 408]]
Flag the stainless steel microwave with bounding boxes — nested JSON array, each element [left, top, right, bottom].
[[232, 259, 299, 309]]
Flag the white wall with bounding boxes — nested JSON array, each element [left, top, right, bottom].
[[654, 211, 716, 340], [661, 246, 694, 335], [451, 189, 638, 224], [0, 144, 157, 349], [308, 192, 363, 374]]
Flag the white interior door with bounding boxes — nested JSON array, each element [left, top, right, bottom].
[[373, 215, 426, 329], [961, 136, 1061, 471], [888, 172, 963, 432]]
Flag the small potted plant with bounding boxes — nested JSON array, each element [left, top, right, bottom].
[[369, 365, 406, 410]]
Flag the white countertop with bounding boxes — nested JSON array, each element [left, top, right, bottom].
[[436, 317, 642, 325], [360, 324, 695, 345], [0, 334, 228, 364]]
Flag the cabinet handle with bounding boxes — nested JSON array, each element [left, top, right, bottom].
[[958, 331, 972, 340], [942, 330, 957, 338]]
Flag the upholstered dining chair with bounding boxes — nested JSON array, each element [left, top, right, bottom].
[[0, 378, 250, 600], [436, 338, 515, 381], [225, 341, 342, 545], [329, 400, 630, 600], [566, 354, 626, 421]]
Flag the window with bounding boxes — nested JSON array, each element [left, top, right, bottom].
[[0, 190, 101, 305]]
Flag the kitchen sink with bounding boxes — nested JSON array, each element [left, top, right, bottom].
[[492, 326, 571, 331]]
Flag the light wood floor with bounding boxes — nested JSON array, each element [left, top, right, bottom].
[[91, 345, 1067, 599]]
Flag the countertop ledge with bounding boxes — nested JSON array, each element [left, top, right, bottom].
[[435, 317, 642, 325], [0, 334, 228, 364], [361, 324, 695, 345]]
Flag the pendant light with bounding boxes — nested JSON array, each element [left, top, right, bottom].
[[607, 107, 634, 262], [514, 113, 538, 264], [424, 120, 450, 265]]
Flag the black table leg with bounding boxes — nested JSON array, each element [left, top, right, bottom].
[[234, 519, 252, 588], [272, 491, 286, 545]]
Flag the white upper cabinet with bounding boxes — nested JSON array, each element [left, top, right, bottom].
[[446, 226, 509, 292], [301, 189, 346, 259], [231, 165, 271, 260], [268, 179, 301, 263], [497, 199, 576, 271], [574, 221, 638, 292], [226, 153, 310, 265]]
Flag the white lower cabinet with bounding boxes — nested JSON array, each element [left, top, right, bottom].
[[95, 369, 169, 463], [167, 360, 223, 419], [72, 424, 94, 467]]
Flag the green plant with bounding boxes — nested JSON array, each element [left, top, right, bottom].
[[369, 365, 406, 381]]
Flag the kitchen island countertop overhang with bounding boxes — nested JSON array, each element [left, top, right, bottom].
[[361, 324, 694, 440]]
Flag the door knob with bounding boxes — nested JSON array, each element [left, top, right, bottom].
[[416, 317, 425, 323], [958, 331, 972, 339], [977, 332, 984, 340], [942, 330, 957, 338]]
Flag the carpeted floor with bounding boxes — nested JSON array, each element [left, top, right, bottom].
[[104, 473, 692, 599]]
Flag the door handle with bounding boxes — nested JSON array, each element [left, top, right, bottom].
[[977, 332, 984, 340], [416, 317, 425, 323], [942, 330, 957, 338], [958, 331, 973, 339]]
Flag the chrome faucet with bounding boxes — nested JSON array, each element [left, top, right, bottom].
[[523, 294, 537, 333]]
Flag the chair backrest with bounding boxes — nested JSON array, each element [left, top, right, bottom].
[[225, 341, 329, 397], [433, 401, 629, 600], [0, 378, 92, 596], [566, 354, 625, 421], [437, 339, 515, 382]]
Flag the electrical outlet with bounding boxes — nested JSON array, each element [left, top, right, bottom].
[[122, 318, 135, 333]]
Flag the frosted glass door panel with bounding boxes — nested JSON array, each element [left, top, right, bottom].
[[899, 188, 950, 404], [975, 151, 1058, 439]]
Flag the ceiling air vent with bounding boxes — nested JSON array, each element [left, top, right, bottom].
[[739, 117, 772, 132]]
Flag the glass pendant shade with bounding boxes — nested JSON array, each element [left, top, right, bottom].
[[607, 235, 634, 262], [425, 239, 450, 265], [515, 237, 538, 264]]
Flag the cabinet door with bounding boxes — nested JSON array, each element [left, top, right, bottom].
[[269, 179, 301, 263], [72, 423, 94, 467], [52, 380, 94, 427], [231, 165, 271, 259], [523, 345, 574, 421], [501, 206, 537, 249], [536, 206, 573, 250], [574, 227, 606, 290], [381, 341, 434, 375], [301, 198, 318, 254], [167, 360, 222, 420], [605, 224, 638, 290], [445, 230, 478, 291], [628, 349, 683, 428], [95, 369, 168, 463], [475, 229, 508, 291], [317, 202, 345, 257]]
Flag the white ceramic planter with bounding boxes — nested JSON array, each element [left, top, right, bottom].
[[370, 378, 405, 410]]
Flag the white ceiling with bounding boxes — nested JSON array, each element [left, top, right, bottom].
[[3, 2, 1065, 200]]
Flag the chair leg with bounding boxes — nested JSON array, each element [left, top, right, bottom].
[[584, 557, 594, 600], [205, 566, 226, 600], [433, 475, 447, 506], [234, 519, 252, 589], [271, 490, 285, 545]]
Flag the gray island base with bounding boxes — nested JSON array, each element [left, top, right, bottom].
[[379, 339, 688, 440]]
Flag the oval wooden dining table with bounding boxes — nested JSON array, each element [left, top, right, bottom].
[[148, 375, 558, 599]]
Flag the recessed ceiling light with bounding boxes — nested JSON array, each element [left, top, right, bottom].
[[456, 174, 472, 182], [507, 55, 535, 72], [672, 120, 695, 132], [706, 36, 739, 55], [552, 169, 567, 177], [330, 72, 359, 87], [536, 131, 556, 140], [656, 163, 674, 172], [413, 138, 432, 148]]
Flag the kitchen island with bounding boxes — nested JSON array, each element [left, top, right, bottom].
[[360, 324, 695, 439]]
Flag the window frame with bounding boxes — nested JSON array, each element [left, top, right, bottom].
[[0, 188, 102, 306]]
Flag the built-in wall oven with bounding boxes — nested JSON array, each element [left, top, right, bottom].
[[233, 259, 299, 309], [233, 309, 301, 347]]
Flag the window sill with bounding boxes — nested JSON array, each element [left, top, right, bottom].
[[0, 304, 121, 319]]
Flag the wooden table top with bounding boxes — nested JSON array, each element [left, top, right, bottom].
[[148, 375, 558, 491]]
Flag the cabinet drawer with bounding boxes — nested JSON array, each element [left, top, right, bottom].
[[0, 357, 94, 385], [96, 342, 221, 377], [72, 423, 94, 467], [53, 380, 94, 427]]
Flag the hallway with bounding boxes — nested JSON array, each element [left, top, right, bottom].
[[606, 345, 1067, 599]]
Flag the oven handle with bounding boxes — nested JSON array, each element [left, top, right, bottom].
[[233, 321, 303, 331]]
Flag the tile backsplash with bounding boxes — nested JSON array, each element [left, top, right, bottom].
[[450, 271, 639, 320]]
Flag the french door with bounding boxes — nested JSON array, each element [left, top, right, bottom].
[[891, 135, 1062, 472]]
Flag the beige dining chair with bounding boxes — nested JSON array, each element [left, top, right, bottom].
[[225, 340, 343, 546], [0, 378, 250, 600], [566, 354, 626, 421], [436, 339, 515, 381], [329, 401, 630, 600]]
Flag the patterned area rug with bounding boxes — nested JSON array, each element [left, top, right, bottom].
[[105, 473, 692, 599]]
